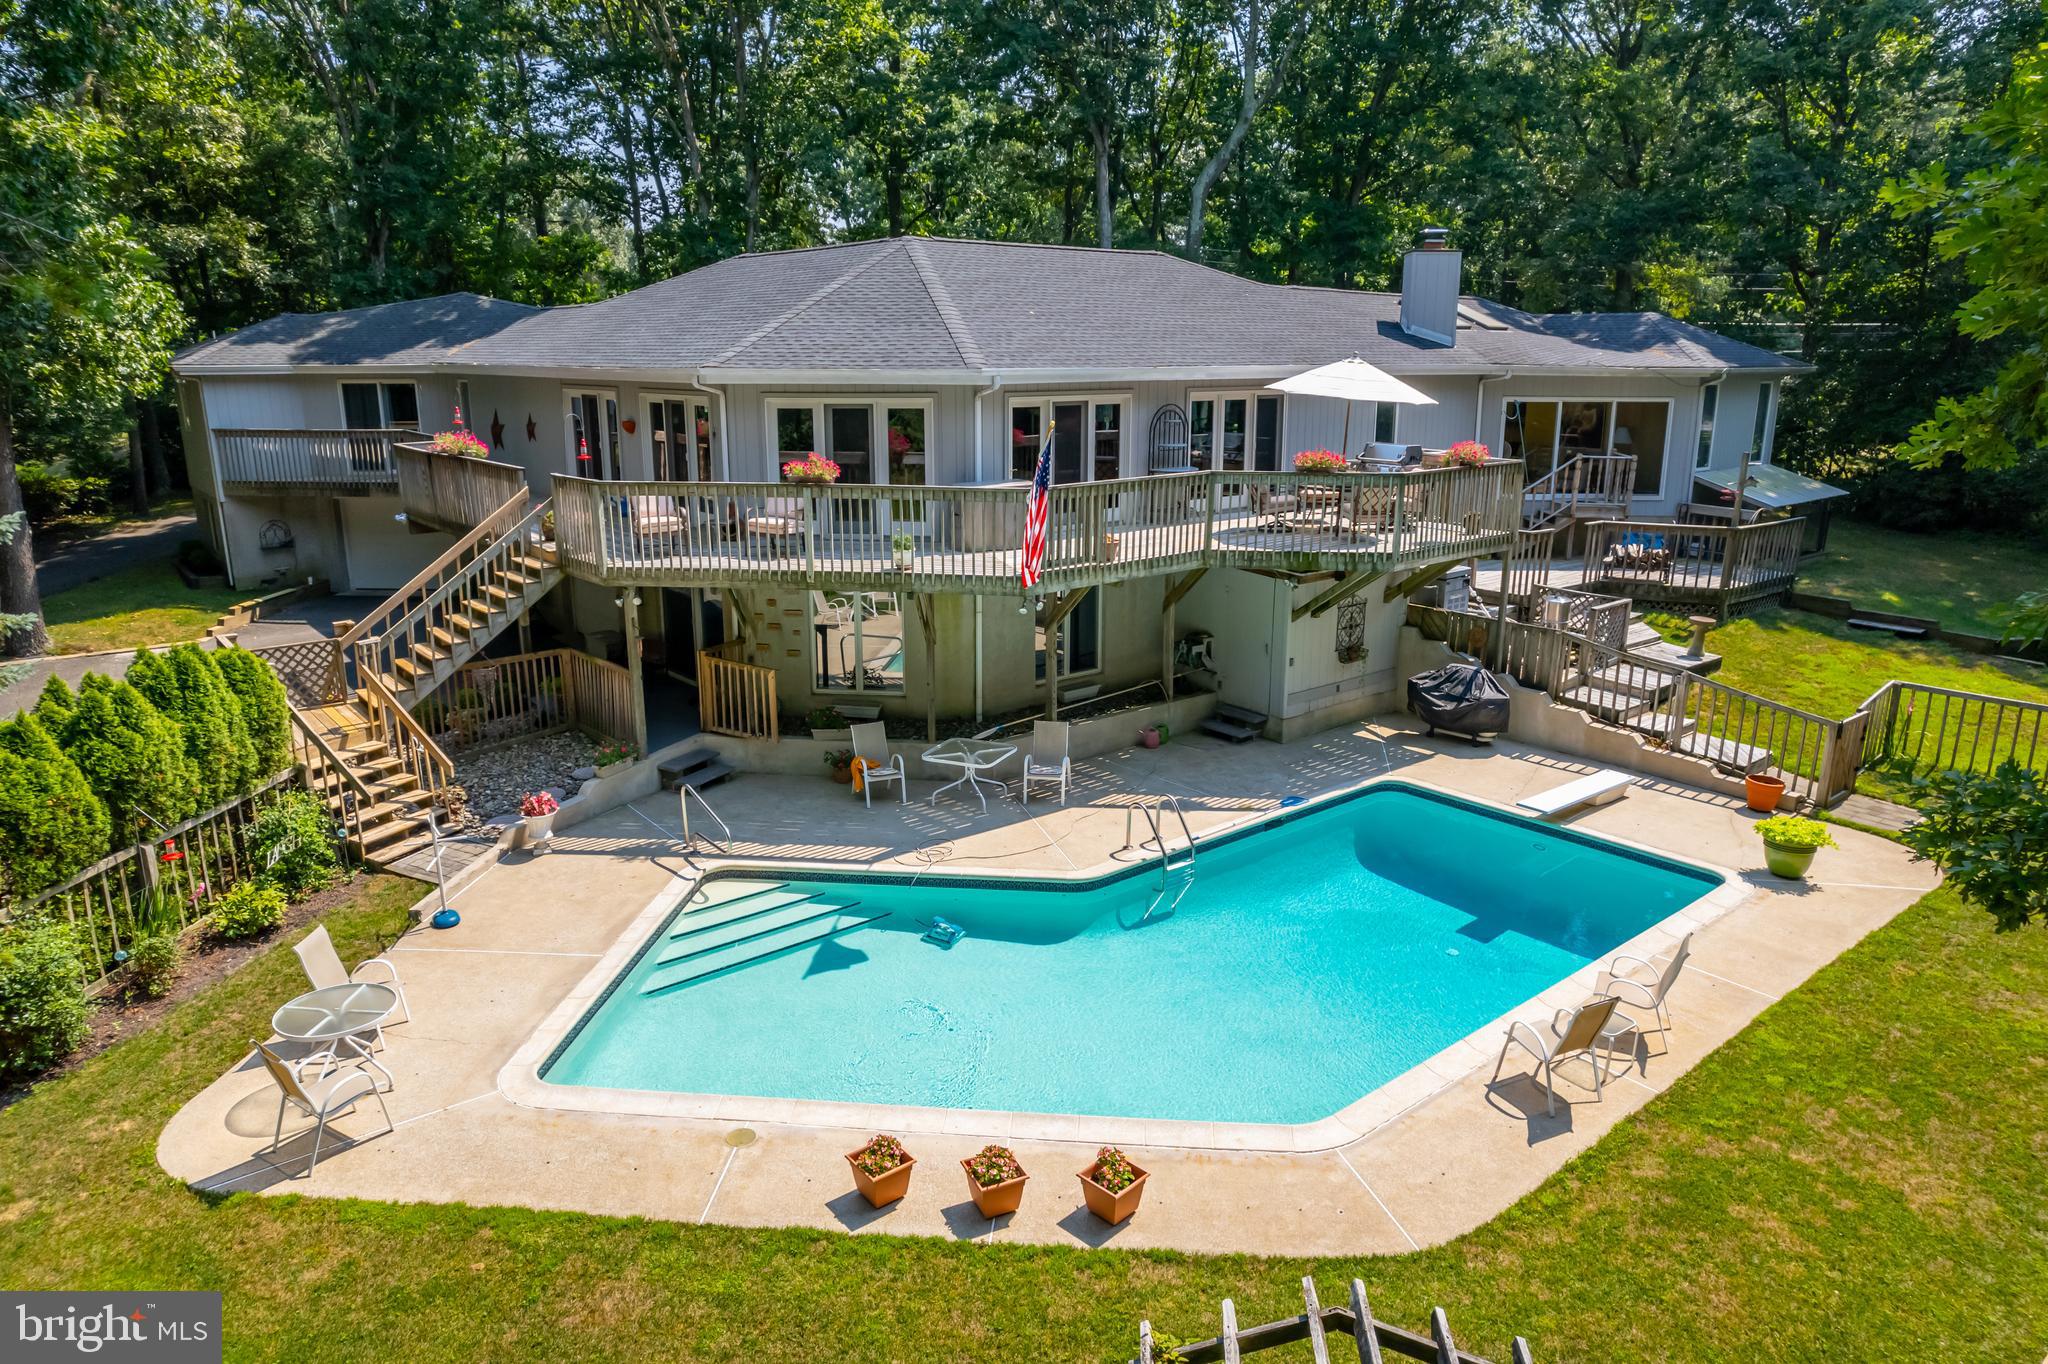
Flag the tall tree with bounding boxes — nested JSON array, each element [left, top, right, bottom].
[[1185, 0, 1311, 260]]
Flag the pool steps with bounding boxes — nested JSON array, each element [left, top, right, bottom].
[[641, 880, 887, 994]]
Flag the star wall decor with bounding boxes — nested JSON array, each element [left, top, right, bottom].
[[490, 410, 505, 448], [525, 414, 537, 442]]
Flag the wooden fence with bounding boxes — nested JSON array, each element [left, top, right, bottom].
[[1859, 680, 2048, 784], [1136, 1275, 1528, 1364], [395, 442, 530, 533], [249, 637, 348, 707], [699, 639, 779, 740], [1581, 516, 1805, 615], [426, 647, 637, 754], [7, 770, 313, 991]]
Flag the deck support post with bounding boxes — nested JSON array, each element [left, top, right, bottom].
[[1293, 570, 1382, 622], [621, 592, 648, 757], [916, 593, 939, 742], [1038, 587, 1091, 720]]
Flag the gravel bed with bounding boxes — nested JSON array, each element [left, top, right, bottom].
[[451, 731, 600, 828]]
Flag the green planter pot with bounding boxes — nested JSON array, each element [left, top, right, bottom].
[[1763, 840, 1817, 879]]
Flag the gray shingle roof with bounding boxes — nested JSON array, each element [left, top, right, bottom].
[[173, 239, 1807, 376]]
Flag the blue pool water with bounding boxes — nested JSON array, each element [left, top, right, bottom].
[[543, 784, 1717, 1125]]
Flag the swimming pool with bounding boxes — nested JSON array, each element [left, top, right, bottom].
[[541, 784, 1718, 1126]]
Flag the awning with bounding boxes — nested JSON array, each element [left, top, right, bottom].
[[1694, 463, 1849, 509], [1269, 357, 1438, 407]]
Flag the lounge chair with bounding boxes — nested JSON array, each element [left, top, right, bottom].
[[850, 721, 906, 807], [1020, 720, 1071, 805], [744, 495, 807, 543], [294, 924, 409, 1037], [625, 494, 690, 546], [1598, 932, 1692, 1036], [1491, 995, 1626, 1116], [252, 1039, 395, 1177]]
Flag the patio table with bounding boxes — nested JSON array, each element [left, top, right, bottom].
[[921, 737, 1017, 813], [272, 982, 400, 1091]]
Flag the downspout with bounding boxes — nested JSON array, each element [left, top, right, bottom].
[[1475, 370, 1511, 443], [972, 375, 1003, 484], [974, 596, 984, 724], [689, 372, 728, 478]]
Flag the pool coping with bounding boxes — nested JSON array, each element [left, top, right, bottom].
[[496, 773, 1756, 1154]]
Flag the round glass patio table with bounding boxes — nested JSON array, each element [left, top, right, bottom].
[[272, 982, 399, 1091], [921, 738, 1017, 813]]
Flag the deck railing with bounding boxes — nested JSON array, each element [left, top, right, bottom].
[[1860, 680, 2048, 783], [426, 647, 636, 754], [699, 640, 779, 740], [1522, 452, 1635, 529], [1581, 515, 1805, 614], [213, 428, 419, 489], [550, 461, 1520, 592], [395, 442, 530, 533]]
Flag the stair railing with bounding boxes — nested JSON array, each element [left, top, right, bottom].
[[679, 783, 733, 854], [357, 670, 457, 799], [286, 708, 377, 854], [337, 487, 535, 662], [354, 496, 554, 699], [1139, 794, 1196, 922]]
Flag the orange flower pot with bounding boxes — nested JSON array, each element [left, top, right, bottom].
[[1077, 1159, 1149, 1225], [846, 1147, 915, 1208], [962, 1162, 1029, 1217], [1745, 773, 1786, 812]]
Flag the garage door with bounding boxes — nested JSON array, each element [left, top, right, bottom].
[[340, 496, 457, 591]]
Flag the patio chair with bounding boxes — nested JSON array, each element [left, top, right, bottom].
[[743, 495, 808, 544], [252, 1039, 394, 1177], [1598, 932, 1692, 1036], [295, 924, 409, 1037], [1020, 720, 1072, 805], [624, 494, 690, 547], [1491, 995, 1626, 1116], [850, 721, 906, 807]]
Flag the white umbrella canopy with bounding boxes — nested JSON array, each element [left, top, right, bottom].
[[1270, 357, 1437, 458], [1269, 357, 1437, 408]]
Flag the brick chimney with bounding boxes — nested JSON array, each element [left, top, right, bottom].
[[1399, 227, 1461, 347]]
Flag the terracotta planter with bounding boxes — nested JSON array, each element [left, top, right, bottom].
[[1077, 1159, 1149, 1225], [1763, 840, 1818, 879], [1744, 773, 1786, 812], [961, 1162, 1029, 1217], [846, 1148, 915, 1207], [1138, 726, 1161, 749], [830, 763, 853, 784]]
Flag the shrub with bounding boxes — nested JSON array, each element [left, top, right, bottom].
[[127, 645, 257, 804], [243, 789, 338, 900], [211, 646, 292, 779], [33, 674, 74, 728], [0, 921, 90, 1081], [175, 538, 224, 575], [1754, 815, 1838, 852], [56, 675, 201, 839], [14, 460, 111, 526], [210, 880, 285, 940], [0, 714, 112, 901], [1901, 761, 2048, 931], [122, 898, 186, 1000]]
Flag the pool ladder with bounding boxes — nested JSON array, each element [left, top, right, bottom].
[[678, 783, 733, 854], [1140, 794, 1196, 923]]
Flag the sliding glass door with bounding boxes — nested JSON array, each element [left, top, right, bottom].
[[566, 390, 620, 479], [1502, 398, 1670, 496], [647, 397, 716, 480]]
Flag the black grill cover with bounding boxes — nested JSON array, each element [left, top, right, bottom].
[[1407, 662, 1509, 737]]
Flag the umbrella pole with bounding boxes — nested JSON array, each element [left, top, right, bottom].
[[1341, 403, 1352, 459]]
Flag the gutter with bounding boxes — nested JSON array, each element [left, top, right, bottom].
[[689, 372, 729, 478]]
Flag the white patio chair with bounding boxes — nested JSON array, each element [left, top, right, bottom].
[[625, 494, 689, 545], [1020, 720, 1071, 805], [1598, 932, 1692, 1036], [295, 924, 409, 1035], [252, 1039, 394, 1177], [744, 495, 807, 543], [850, 721, 906, 807], [1491, 994, 1625, 1116]]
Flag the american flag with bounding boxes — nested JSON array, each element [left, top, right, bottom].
[[1019, 427, 1054, 591]]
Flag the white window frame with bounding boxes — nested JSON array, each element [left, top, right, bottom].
[[1035, 588, 1103, 682], [564, 387, 621, 479], [1694, 382, 1720, 470], [1187, 389, 1285, 472], [1498, 396, 1676, 501], [1005, 392, 1132, 483], [1749, 382, 1777, 464], [763, 395, 936, 486], [643, 392, 722, 481], [808, 589, 908, 695], [337, 379, 421, 430]]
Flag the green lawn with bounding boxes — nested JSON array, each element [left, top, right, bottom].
[[3, 875, 2045, 1361], [40, 556, 245, 655], [1798, 518, 2048, 637]]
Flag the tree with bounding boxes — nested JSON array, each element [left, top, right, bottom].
[[1185, 0, 1311, 261], [212, 645, 293, 778], [127, 644, 254, 804], [54, 674, 201, 839], [1883, 42, 2048, 472], [1902, 761, 2048, 930], [0, 713, 112, 901]]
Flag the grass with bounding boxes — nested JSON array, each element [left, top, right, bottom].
[[37, 495, 196, 547], [1797, 518, 2048, 637], [3, 874, 2046, 1361], [40, 555, 245, 655]]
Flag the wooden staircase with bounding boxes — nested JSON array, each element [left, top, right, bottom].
[[290, 693, 456, 863], [1521, 452, 1634, 536]]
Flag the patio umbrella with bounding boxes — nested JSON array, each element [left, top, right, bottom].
[[1270, 357, 1437, 457]]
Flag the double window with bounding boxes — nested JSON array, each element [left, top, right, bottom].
[[648, 397, 716, 480], [809, 591, 905, 694], [1009, 397, 1127, 482], [771, 399, 931, 486], [340, 382, 419, 430], [1502, 399, 1671, 496], [1188, 392, 1283, 472]]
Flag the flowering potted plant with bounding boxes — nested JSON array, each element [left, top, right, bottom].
[[519, 790, 559, 850], [1443, 440, 1490, 468], [891, 531, 916, 571], [846, 1133, 916, 1207], [961, 1144, 1029, 1217], [1293, 449, 1348, 474], [824, 748, 854, 783], [431, 428, 491, 459], [781, 453, 842, 486], [594, 738, 637, 769], [1077, 1145, 1149, 1225], [1756, 814, 1836, 879]]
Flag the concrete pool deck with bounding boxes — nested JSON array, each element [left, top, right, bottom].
[[157, 719, 1939, 1256]]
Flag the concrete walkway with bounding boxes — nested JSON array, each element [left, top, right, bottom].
[[157, 718, 1938, 1256]]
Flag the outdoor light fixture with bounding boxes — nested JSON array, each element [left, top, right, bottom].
[[393, 511, 408, 524]]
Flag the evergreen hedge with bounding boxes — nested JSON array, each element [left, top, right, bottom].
[[0, 715, 112, 901], [212, 646, 292, 777], [128, 645, 255, 806], [56, 675, 202, 839]]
